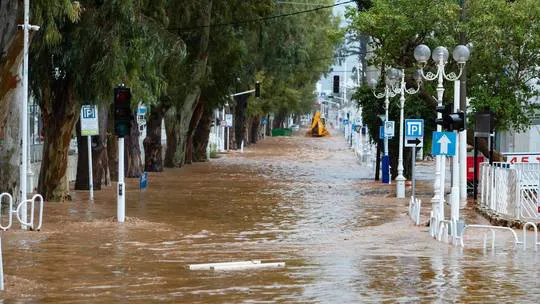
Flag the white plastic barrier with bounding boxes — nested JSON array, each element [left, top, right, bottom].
[[408, 197, 421, 226], [0, 193, 13, 231], [458, 224, 519, 250]]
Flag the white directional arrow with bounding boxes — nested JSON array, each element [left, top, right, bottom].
[[437, 134, 451, 154]]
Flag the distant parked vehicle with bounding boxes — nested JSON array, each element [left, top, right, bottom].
[[291, 124, 300, 132]]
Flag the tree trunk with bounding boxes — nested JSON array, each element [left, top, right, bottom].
[[192, 106, 213, 162], [143, 101, 169, 172], [250, 115, 260, 144], [375, 140, 381, 181], [38, 81, 79, 202], [0, 5, 23, 198], [169, 0, 212, 167], [164, 111, 177, 168], [124, 118, 142, 178], [233, 94, 248, 149], [94, 102, 111, 187], [185, 98, 205, 164]]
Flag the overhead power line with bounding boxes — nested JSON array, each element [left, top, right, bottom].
[[170, 0, 356, 32]]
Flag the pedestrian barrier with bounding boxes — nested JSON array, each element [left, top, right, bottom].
[[408, 196, 421, 226], [479, 162, 539, 222], [520, 222, 539, 251], [0, 193, 45, 291], [458, 224, 519, 250], [0, 193, 13, 231], [437, 220, 455, 244]]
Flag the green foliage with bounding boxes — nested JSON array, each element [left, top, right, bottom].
[[347, 0, 540, 133]]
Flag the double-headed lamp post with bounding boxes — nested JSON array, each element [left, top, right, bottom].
[[392, 68, 422, 198], [414, 44, 470, 223], [368, 69, 400, 184]]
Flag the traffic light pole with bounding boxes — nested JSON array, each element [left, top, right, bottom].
[[451, 81, 460, 226], [117, 137, 125, 223]]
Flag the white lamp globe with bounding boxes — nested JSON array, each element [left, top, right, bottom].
[[452, 45, 471, 63], [432, 46, 449, 63], [414, 44, 431, 64]]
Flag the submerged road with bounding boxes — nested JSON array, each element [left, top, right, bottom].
[[2, 133, 539, 302]]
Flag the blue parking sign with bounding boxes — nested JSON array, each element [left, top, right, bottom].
[[405, 119, 424, 137]]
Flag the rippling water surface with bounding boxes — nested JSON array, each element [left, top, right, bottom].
[[2, 133, 539, 303]]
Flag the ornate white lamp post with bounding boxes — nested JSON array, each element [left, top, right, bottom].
[[393, 68, 422, 198], [414, 44, 470, 223], [367, 69, 400, 184]]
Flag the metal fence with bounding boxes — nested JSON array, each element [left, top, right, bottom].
[[479, 162, 540, 222]]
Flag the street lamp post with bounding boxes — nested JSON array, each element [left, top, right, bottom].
[[394, 69, 422, 198], [414, 44, 470, 227], [368, 70, 400, 184]]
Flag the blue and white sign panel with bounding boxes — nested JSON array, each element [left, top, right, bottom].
[[405, 119, 424, 137], [405, 119, 424, 148], [80, 105, 99, 136], [379, 126, 394, 139], [432, 132, 457, 156]]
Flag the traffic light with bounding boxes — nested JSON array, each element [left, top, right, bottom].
[[435, 105, 465, 131], [333, 75, 340, 93], [114, 86, 133, 137], [445, 111, 465, 131], [255, 81, 261, 98], [435, 105, 451, 130]]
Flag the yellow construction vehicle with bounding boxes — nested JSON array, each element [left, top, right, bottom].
[[307, 111, 330, 137]]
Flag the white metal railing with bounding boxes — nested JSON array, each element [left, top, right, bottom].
[[521, 222, 539, 251], [458, 224, 519, 250], [479, 162, 539, 221], [408, 196, 421, 226], [515, 163, 540, 220], [0, 193, 45, 290]]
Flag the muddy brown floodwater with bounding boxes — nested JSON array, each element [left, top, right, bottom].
[[1, 132, 539, 303]]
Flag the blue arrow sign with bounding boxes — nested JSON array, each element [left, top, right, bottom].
[[432, 132, 457, 156], [405, 119, 424, 137]]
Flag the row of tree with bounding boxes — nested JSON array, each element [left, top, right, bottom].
[[348, 0, 539, 179], [0, 0, 341, 201]]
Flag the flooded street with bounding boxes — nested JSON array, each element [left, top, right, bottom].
[[2, 133, 539, 303]]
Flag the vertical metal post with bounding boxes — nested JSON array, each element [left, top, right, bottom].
[[87, 136, 94, 200], [226, 127, 229, 152], [19, 0, 31, 230], [432, 58, 445, 220], [382, 91, 390, 184], [473, 136, 479, 200], [396, 70, 406, 198], [451, 81, 460, 223], [117, 137, 125, 223], [412, 147, 417, 199], [459, 0, 469, 208], [0, 237, 4, 290]]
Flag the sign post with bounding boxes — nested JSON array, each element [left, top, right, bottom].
[[81, 105, 99, 200], [405, 119, 424, 198], [225, 114, 233, 151]]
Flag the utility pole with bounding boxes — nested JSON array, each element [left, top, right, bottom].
[[20, 0, 40, 229]]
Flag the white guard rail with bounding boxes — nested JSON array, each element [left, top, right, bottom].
[[479, 162, 540, 222], [458, 224, 519, 250]]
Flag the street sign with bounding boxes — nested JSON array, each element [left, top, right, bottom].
[[432, 132, 457, 156], [384, 121, 395, 137], [137, 105, 147, 125], [379, 126, 394, 139], [405, 137, 423, 148], [405, 119, 424, 148], [225, 114, 233, 127], [80, 105, 99, 136], [405, 119, 424, 137]]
